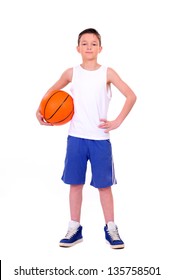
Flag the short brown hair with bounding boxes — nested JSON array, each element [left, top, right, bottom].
[[78, 28, 101, 46]]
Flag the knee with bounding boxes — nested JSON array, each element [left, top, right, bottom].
[[98, 186, 112, 193], [70, 184, 83, 192]]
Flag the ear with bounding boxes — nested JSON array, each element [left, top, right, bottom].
[[76, 46, 80, 53], [99, 46, 103, 53]]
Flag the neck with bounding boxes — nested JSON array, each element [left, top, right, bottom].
[[80, 61, 101, 71]]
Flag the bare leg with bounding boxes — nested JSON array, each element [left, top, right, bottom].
[[69, 184, 84, 222], [98, 186, 114, 224]]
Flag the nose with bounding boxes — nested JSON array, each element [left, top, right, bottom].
[[87, 44, 92, 50]]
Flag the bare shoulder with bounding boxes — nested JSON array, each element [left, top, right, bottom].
[[107, 67, 136, 100], [62, 67, 73, 82], [48, 67, 73, 91], [107, 67, 121, 83]]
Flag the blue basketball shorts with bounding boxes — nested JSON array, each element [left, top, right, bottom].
[[61, 136, 117, 188]]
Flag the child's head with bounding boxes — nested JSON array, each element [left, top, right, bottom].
[[78, 28, 101, 46]]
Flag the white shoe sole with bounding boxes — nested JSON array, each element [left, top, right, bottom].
[[59, 238, 83, 247], [106, 240, 125, 249]]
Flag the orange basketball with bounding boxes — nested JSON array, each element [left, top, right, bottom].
[[39, 90, 74, 125]]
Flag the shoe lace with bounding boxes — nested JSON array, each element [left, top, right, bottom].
[[65, 227, 78, 239], [107, 227, 120, 241]]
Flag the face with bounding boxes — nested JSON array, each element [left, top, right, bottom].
[[77, 33, 102, 59]]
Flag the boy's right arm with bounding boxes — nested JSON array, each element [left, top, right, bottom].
[[36, 68, 73, 125]]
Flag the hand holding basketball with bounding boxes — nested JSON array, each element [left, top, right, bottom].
[[37, 90, 74, 126], [36, 109, 52, 126]]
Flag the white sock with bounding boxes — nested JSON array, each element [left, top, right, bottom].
[[68, 220, 80, 229], [107, 221, 116, 230]]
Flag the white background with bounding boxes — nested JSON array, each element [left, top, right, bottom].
[[0, 0, 172, 279]]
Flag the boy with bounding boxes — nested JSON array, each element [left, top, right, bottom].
[[36, 28, 136, 249]]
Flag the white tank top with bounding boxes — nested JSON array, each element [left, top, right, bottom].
[[68, 65, 112, 140]]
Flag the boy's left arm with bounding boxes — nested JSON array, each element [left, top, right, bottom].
[[99, 67, 137, 133]]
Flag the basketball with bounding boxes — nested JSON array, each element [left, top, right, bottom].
[[39, 90, 74, 125]]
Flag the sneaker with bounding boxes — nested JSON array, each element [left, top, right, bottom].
[[59, 223, 83, 247], [104, 222, 124, 249]]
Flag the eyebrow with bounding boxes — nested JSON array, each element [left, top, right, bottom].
[[81, 40, 98, 43]]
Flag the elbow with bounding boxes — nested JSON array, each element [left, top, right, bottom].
[[132, 92, 137, 104]]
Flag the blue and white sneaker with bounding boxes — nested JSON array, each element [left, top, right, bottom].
[[59, 222, 83, 247], [104, 222, 124, 249]]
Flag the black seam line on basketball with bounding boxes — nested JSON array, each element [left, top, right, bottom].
[[46, 95, 70, 121], [53, 110, 74, 124], [44, 91, 59, 119]]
